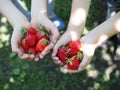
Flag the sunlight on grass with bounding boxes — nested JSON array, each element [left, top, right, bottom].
[[1, 17, 7, 23], [0, 26, 8, 33], [83, 27, 89, 35], [19, 0, 28, 10], [0, 25, 10, 48], [86, 64, 99, 79], [104, 64, 116, 81], [0, 34, 10, 42], [60, 67, 68, 74], [101, 48, 113, 65], [94, 82, 100, 90], [115, 70, 120, 78], [4, 83, 9, 90], [9, 77, 15, 83]]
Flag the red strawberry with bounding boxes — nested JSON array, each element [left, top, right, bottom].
[[57, 47, 69, 63], [36, 38, 48, 52], [29, 47, 37, 54], [21, 39, 29, 53], [28, 27, 37, 35], [35, 31, 49, 41], [68, 40, 81, 51], [68, 48, 78, 57], [25, 34, 37, 47], [67, 57, 81, 70]]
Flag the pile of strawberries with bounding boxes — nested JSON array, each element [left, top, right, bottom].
[[20, 25, 83, 70], [21, 25, 49, 54], [57, 40, 83, 70]]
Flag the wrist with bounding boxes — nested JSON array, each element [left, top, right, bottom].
[[14, 19, 29, 30], [67, 26, 84, 37], [66, 29, 81, 40], [31, 0, 47, 20], [81, 33, 102, 48], [31, 12, 47, 21]]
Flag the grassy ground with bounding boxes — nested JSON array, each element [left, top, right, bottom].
[[0, 0, 120, 90]]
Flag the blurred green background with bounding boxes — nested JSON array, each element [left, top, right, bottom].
[[0, 0, 120, 90]]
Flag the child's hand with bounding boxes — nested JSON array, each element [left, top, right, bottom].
[[31, 13, 60, 59], [11, 23, 39, 61], [52, 30, 80, 66], [64, 36, 97, 73]]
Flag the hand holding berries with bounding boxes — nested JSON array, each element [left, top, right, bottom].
[[20, 25, 49, 60], [57, 40, 83, 70]]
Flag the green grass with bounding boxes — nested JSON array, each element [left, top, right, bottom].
[[0, 0, 120, 90]]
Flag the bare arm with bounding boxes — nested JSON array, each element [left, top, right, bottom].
[[31, 0, 47, 21], [67, 11, 120, 73], [67, 0, 91, 37], [82, 11, 120, 46], [0, 0, 28, 27]]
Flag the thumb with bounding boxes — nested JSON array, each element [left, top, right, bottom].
[[52, 46, 58, 57]]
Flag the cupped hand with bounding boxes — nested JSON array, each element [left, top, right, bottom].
[[31, 13, 60, 59], [51, 30, 81, 66], [64, 36, 97, 73], [11, 22, 39, 61]]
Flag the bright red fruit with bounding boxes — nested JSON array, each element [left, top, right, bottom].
[[68, 48, 78, 57], [68, 40, 81, 51], [29, 47, 37, 54], [67, 57, 81, 70], [35, 31, 49, 41], [57, 47, 69, 63], [28, 27, 37, 35], [36, 38, 48, 52], [21, 40, 29, 53], [25, 34, 37, 47]]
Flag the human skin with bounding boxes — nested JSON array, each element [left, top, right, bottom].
[[52, 0, 91, 65], [68, 11, 120, 73]]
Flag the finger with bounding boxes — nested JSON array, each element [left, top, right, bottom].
[[50, 31, 60, 44], [52, 41, 63, 57], [54, 60, 64, 65], [34, 55, 39, 62], [63, 63, 84, 73], [29, 54, 35, 60], [52, 34, 71, 57], [51, 56, 64, 65], [67, 70, 80, 73], [39, 42, 54, 58], [63, 64, 68, 69], [19, 53, 30, 60], [51, 56, 59, 61], [79, 53, 93, 68], [12, 48, 23, 57]]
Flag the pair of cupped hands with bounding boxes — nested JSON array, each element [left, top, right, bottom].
[[11, 13, 96, 73]]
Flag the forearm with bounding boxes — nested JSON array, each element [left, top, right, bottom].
[[31, 0, 47, 20], [67, 0, 91, 35], [0, 0, 28, 27], [84, 11, 120, 46]]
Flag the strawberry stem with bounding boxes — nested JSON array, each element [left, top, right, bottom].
[[66, 56, 75, 63], [40, 38, 49, 43], [77, 51, 83, 60], [21, 28, 27, 36], [39, 25, 49, 37], [39, 25, 45, 31]]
